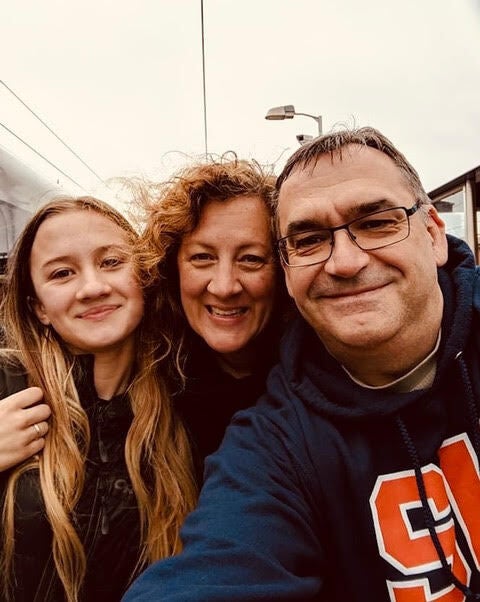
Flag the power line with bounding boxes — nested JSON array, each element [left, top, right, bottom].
[[200, 0, 208, 158], [0, 121, 84, 190], [0, 80, 104, 184]]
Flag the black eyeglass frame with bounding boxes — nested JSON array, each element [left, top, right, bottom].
[[277, 202, 421, 267]]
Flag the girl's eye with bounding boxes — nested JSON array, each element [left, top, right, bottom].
[[50, 268, 73, 280]]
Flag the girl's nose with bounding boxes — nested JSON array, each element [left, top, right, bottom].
[[75, 272, 112, 300]]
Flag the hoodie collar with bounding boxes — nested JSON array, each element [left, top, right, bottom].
[[278, 235, 477, 421]]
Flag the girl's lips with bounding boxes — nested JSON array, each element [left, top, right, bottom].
[[78, 305, 119, 319]]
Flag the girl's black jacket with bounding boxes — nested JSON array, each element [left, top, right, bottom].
[[0, 356, 141, 601], [124, 237, 480, 601], [1, 321, 282, 600]]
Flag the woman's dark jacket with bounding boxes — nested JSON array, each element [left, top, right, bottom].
[[0, 356, 141, 601], [175, 325, 281, 480]]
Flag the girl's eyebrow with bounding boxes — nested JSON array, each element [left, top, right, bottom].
[[40, 244, 130, 269], [40, 254, 73, 270]]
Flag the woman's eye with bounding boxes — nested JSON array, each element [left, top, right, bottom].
[[101, 256, 124, 268], [239, 255, 266, 268], [190, 253, 215, 263]]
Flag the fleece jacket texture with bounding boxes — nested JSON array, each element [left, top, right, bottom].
[[124, 235, 480, 602]]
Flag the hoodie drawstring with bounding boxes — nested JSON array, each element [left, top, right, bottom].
[[456, 351, 480, 461], [395, 352, 480, 600], [396, 415, 480, 599]]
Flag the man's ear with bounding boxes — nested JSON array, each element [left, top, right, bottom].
[[29, 297, 51, 325], [426, 206, 448, 267]]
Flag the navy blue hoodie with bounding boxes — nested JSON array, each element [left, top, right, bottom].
[[124, 236, 480, 602]]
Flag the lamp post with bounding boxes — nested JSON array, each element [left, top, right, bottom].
[[265, 104, 323, 136]]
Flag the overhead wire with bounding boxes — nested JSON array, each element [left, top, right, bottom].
[[0, 121, 84, 190], [200, 0, 208, 158], [0, 79, 104, 185]]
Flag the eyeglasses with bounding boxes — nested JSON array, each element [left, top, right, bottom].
[[277, 203, 420, 267]]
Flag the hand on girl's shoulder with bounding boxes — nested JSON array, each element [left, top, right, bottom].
[[0, 387, 51, 472]]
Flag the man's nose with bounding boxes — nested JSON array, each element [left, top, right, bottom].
[[323, 229, 370, 277]]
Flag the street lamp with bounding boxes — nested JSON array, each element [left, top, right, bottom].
[[265, 104, 323, 136], [296, 134, 314, 145]]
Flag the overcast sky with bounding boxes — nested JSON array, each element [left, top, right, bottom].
[[1, 0, 479, 206]]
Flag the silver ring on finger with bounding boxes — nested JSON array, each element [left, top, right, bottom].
[[32, 423, 42, 439]]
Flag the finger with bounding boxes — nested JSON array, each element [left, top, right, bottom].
[[24, 403, 52, 425], [25, 438, 46, 459], [27, 421, 48, 443], [2, 387, 44, 410], [29, 420, 49, 441], [3, 438, 45, 471], [7, 404, 51, 434], [33, 423, 42, 439], [27, 437, 46, 456]]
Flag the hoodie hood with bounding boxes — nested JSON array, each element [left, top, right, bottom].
[[275, 235, 477, 421], [267, 235, 480, 600]]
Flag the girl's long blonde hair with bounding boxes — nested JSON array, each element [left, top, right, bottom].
[[0, 196, 197, 602]]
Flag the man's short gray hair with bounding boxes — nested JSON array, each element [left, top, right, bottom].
[[274, 127, 431, 216]]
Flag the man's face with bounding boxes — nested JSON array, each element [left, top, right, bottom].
[[277, 144, 448, 357]]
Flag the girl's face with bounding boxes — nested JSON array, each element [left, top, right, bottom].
[[29, 210, 144, 357], [177, 195, 276, 363]]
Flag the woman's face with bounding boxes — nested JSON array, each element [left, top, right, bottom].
[[177, 195, 276, 361], [29, 210, 144, 357]]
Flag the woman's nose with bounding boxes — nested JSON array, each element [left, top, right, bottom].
[[206, 263, 243, 298]]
